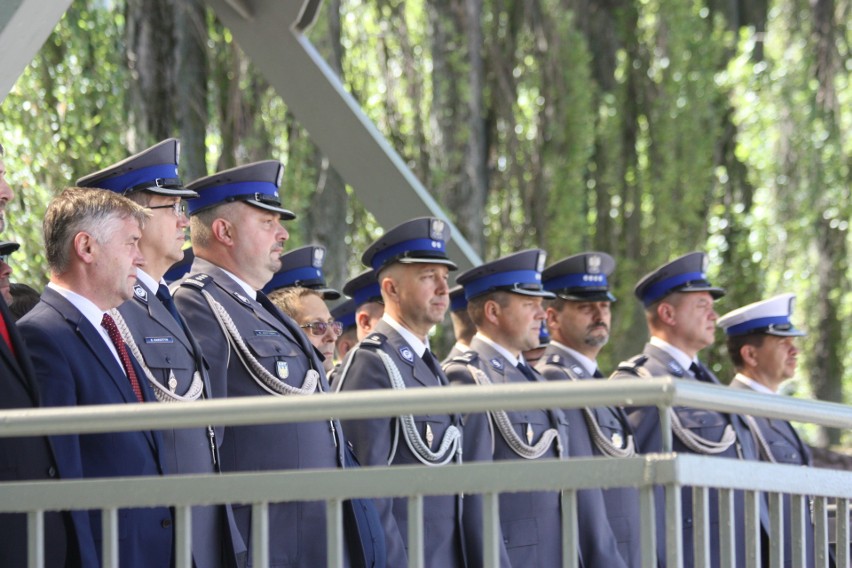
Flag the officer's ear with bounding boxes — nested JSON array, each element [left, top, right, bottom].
[[484, 298, 501, 324], [356, 310, 373, 333], [657, 301, 677, 326], [740, 344, 758, 367], [380, 276, 399, 304], [73, 231, 96, 264], [210, 218, 234, 245]]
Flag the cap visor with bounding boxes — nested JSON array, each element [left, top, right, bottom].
[[142, 187, 200, 198], [246, 199, 297, 220], [397, 257, 459, 271], [556, 291, 616, 303]]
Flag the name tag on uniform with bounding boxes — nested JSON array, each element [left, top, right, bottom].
[[144, 336, 175, 344], [254, 330, 280, 336]]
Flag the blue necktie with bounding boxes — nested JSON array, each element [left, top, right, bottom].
[[517, 362, 538, 382], [156, 284, 183, 325]]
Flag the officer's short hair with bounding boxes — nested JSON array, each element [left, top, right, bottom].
[[124, 191, 154, 207], [44, 187, 149, 275], [467, 291, 512, 328], [189, 202, 239, 249], [268, 286, 322, 320], [726, 333, 766, 370], [545, 296, 571, 312]]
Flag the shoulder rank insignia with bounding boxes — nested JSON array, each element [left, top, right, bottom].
[[616, 354, 649, 376], [489, 357, 505, 371], [548, 354, 561, 365], [399, 346, 415, 364], [182, 273, 212, 289], [133, 284, 148, 302], [359, 333, 385, 348]]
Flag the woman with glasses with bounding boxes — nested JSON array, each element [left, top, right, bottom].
[[269, 286, 343, 372]]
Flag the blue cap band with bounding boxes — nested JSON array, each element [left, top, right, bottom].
[[725, 315, 791, 336], [544, 272, 608, 291], [262, 266, 323, 294], [353, 283, 382, 306], [370, 238, 447, 271], [93, 164, 179, 193], [464, 270, 542, 300], [338, 311, 356, 330], [641, 271, 706, 305], [450, 294, 468, 312], [187, 181, 279, 215]]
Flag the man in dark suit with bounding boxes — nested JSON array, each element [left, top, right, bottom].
[[173, 161, 383, 568], [335, 217, 466, 567], [610, 251, 770, 567], [719, 293, 816, 567], [0, 145, 95, 567], [76, 139, 245, 568], [537, 252, 639, 566], [17, 187, 173, 568]]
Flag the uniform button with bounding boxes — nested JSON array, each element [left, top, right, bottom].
[[161, 519, 172, 528], [47, 466, 57, 478], [685, 518, 693, 527], [791, 453, 798, 459]]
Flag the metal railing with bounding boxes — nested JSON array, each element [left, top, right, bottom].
[[0, 377, 850, 568]]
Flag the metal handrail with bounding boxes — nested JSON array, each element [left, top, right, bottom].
[[0, 377, 848, 438]]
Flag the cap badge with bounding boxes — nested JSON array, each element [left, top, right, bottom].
[[313, 248, 324, 267], [536, 252, 546, 273], [400, 346, 415, 363], [430, 219, 445, 240], [588, 255, 602, 274], [701, 254, 709, 272], [133, 284, 148, 302], [276, 361, 289, 379]]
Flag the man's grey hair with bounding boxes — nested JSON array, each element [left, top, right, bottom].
[[44, 187, 149, 274]]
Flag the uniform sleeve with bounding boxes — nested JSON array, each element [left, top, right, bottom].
[[173, 286, 230, 401], [336, 346, 408, 567], [444, 362, 512, 568]]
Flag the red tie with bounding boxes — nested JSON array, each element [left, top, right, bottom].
[[0, 314, 16, 357], [101, 313, 144, 402]]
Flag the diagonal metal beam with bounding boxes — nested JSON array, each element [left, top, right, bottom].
[[203, 0, 482, 270], [0, 0, 72, 102]]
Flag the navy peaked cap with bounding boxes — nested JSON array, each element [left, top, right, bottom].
[[331, 298, 356, 331], [0, 241, 20, 257], [634, 251, 725, 307], [76, 138, 198, 198], [542, 252, 616, 302], [185, 160, 295, 219], [362, 217, 457, 272], [449, 285, 468, 313], [163, 247, 194, 283], [262, 245, 340, 299], [457, 249, 555, 301], [343, 269, 382, 307]]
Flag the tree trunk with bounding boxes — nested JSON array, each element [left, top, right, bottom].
[[175, 0, 208, 181]]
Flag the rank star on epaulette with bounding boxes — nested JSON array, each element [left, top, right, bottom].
[[399, 346, 415, 363], [490, 357, 504, 371], [133, 284, 148, 302]]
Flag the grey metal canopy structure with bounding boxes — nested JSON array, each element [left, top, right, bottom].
[[0, 0, 481, 270]]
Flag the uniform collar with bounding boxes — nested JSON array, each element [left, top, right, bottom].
[[733, 373, 777, 395], [474, 332, 520, 367], [382, 313, 428, 357], [135, 268, 159, 292], [649, 336, 695, 373], [217, 267, 257, 301], [551, 340, 597, 376]]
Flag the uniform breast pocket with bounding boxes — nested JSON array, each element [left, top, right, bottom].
[[139, 343, 192, 372], [509, 412, 552, 444], [245, 336, 306, 384], [676, 408, 730, 442], [412, 416, 449, 452], [595, 408, 627, 440]]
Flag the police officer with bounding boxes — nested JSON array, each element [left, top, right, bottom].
[[336, 217, 465, 568], [538, 252, 637, 567], [172, 161, 383, 568], [329, 268, 385, 385], [610, 252, 769, 567], [719, 293, 816, 567], [443, 249, 569, 567], [76, 139, 243, 567], [443, 285, 474, 364]]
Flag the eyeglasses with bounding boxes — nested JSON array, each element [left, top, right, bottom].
[[300, 320, 343, 337], [149, 201, 188, 217], [0, 254, 9, 264]]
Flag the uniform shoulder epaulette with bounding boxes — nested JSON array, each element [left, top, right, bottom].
[[447, 350, 479, 366], [615, 354, 650, 377], [359, 332, 387, 348], [180, 273, 213, 290]]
